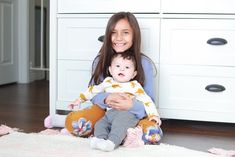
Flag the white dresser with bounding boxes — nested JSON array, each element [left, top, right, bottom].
[[159, 0, 235, 123], [50, 0, 235, 127]]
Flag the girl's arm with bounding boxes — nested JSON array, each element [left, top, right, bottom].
[[128, 99, 146, 119], [141, 56, 156, 102], [91, 92, 109, 109], [91, 91, 146, 119]]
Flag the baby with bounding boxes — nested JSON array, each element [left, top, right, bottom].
[[69, 52, 161, 151]]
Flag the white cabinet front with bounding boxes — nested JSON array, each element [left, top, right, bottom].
[[57, 60, 93, 110], [58, 0, 160, 13], [159, 65, 235, 123], [160, 19, 235, 66], [162, 0, 235, 14], [58, 18, 107, 61]]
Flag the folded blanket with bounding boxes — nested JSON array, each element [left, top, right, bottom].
[[208, 147, 235, 157]]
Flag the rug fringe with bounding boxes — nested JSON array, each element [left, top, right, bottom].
[[0, 124, 20, 135]]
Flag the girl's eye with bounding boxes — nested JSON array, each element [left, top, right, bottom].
[[125, 66, 130, 69], [116, 65, 120, 68], [124, 31, 129, 34]]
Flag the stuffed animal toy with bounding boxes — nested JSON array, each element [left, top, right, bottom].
[[65, 103, 163, 144], [123, 126, 144, 147], [138, 118, 163, 144], [65, 104, 105, 137]]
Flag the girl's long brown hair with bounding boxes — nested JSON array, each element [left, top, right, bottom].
[[89, 12, 146, 86]]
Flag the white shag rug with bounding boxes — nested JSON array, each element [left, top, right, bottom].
[[0, 132, 223, 157]]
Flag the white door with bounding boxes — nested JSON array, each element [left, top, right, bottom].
[[0, 0, 18, 85]]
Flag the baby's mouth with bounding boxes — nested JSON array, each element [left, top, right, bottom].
[[118, 73, 125, 77]]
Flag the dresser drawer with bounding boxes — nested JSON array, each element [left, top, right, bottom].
[[57, 60, 92, 101], [57, 60, 92, 110], [159, 65, 235, 113], [58, 17, 106, 61], [160, 19, 235, 66], [58, 0, 160, 13], [162, 0, 235, 14], [58, 16, 160, 63]]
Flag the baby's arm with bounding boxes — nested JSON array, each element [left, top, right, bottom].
[[68, 78, 108, 110]]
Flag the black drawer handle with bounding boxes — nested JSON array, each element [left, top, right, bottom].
[[98, 35, 105, 42], [207, 38, 227, 45], [205, 84, 225, 92]]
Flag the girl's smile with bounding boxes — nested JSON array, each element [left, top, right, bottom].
[[111, 19, 133, 53]]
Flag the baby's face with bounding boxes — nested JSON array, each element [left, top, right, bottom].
[[109, 55, 137, 83]]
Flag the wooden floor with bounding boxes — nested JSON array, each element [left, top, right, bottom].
[[1, 80, 235, 136], [0, 80, 49, 132]]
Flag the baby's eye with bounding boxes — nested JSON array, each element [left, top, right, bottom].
[[125, 66, 130, 69], [116, 65, 120, 68]]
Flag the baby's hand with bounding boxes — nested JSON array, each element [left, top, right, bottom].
[[148, 115, 162, 126], [68, 99, 81, 110], [68, 103, 79, 110]]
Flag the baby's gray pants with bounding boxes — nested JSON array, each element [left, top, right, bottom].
[[94, 109, 139, 148]]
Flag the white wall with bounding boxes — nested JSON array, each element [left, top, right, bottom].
[[17, 0, 30, 83]]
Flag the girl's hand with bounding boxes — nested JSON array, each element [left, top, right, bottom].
[[105, 93, 133, 110], [149, 115, 162, 126]]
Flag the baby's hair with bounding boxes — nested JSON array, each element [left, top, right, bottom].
[[110, 51, 137, 70]]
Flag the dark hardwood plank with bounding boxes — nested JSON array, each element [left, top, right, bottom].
[[161, 119, 235, 137], [0, 80, 49, 132]]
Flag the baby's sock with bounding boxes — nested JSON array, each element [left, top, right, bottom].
[[90, 137, 105, 149], [97, 139, 115, 152]]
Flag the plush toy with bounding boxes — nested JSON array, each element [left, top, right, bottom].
[[138, 118, 163, 144], [65, 103, 163, 144], [123, 126, 144, 147], [65, 104, 105, 137]]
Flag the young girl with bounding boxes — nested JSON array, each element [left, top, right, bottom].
[[86, 11, 161, 150], [45, 11, 161, 149], [70, 52, 161, 151], [90, 11, 159, 121]]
